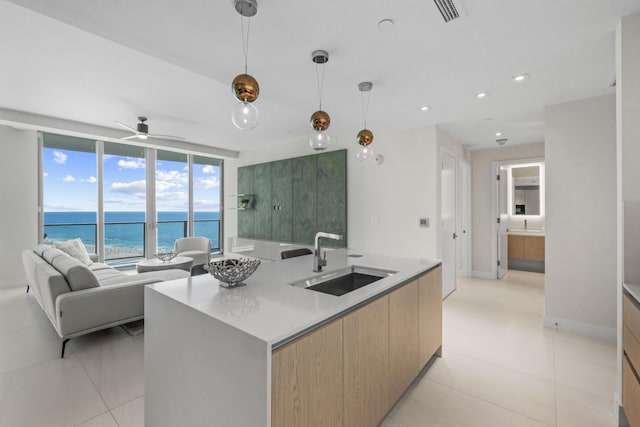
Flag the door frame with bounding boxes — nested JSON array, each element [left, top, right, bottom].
[[490, 156, 545, 278], [440, 147, 458, 298], [458, 159, 472, 277]]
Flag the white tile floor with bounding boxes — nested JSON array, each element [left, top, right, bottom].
[[0, 271, 617, 426]]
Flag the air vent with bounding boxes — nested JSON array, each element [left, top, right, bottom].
[[434, 0, 460, 22]]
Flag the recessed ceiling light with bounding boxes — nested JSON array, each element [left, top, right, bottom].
[[495, 131, 502, 136], [420, 106, 431, 111], [378, 19, 394, 30], [513, 73, 530, 82], [476, 92, 488, 99]]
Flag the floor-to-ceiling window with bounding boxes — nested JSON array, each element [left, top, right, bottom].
[[41, 132, 223, 265], [156, 150, 189, 252], [193, 155, 223, 252], [103, 141, 147, 262], [42, 134, 98, 253]]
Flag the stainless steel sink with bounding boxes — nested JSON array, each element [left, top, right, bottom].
[[290, 265, 396, 296]]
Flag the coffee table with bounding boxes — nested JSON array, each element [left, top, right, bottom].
[[136, 256, 194, 273]]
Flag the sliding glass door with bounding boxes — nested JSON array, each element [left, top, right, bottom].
[[41, 132, 223, 265]]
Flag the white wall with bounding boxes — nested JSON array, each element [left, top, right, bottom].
[[225, 125, 465, 262], [469, 143, 545, 276], [617, 11, 640, 408], [545, 94, 617, 340], [0, 126, 39, 287]]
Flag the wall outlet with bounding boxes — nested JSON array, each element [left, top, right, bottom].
[[419, 217, 429, 228]]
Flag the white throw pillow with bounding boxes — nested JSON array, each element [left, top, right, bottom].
[[53, 238, 93, 266]]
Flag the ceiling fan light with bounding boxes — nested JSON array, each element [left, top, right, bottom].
[[231, 101, 260, 131]]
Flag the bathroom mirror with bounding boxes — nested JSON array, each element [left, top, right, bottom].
[[512, 165, 540, 216]]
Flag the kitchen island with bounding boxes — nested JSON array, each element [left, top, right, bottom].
[[144, 249, 441, 427]]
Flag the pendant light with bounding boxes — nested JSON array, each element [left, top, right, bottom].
[[356, 81, 375, 161], [231, 0, 260, 131], [309, 50, 331, 151]]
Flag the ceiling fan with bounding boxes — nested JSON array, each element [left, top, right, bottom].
[[114, 116, 185, 141]]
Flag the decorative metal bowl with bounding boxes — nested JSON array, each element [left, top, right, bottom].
[[154, 252, 177, 262], [204, 258, 261, 288]]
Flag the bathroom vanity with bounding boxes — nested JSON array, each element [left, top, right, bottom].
[[144, 249, 442, 427]]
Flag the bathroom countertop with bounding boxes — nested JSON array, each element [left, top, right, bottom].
[[507, 229, 546, 236], [624, 283, 640, 304]]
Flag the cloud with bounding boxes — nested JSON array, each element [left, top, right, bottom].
[[103, 198, 145, 207], [202, 165, 217, 174], [194, 199, 220, 210], [43, 172, 48, 177], [196, 176, 220, 189], [111, 180, 146, 198], [43, 203, 84, 211], [156, 180, 181, 192], [82, 176, 97, 183], [156, 191, 187, 201], [62, 175, 76, 182], [117, 158, 146, 169], [53, 150, 67, 164], [157, 169, 188, 184]]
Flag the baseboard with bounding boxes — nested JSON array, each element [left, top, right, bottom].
[[543, 315, 617, 342], [471, 270, 495, 279]]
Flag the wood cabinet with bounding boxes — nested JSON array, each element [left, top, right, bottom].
[[316, 150, 347, 247], [508, 235, 545, 260], [271, 266, 442, 427], [343, 296, 390, 427], [237, 166, 254, 238], [253, 162, 272, 240], [624, 293, 640, 427], [271, 318, 343, 427], [389, 279, 421, 404], [419, 266, 443, 366]]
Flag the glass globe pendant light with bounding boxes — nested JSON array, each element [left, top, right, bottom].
[[231, 0, 260, 131], [309, 50, 331, 151], [356, 82, 375, 161]]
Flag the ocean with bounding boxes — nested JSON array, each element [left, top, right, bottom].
[[44, 211, 220, 256]]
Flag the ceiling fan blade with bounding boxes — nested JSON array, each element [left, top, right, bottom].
[[147, 133, 187, 141], [120, 135, 139, 141], [114, 121, 137, 133]]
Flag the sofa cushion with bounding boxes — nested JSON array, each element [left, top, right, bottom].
[[89, 262, 114, 272], [42, 247, 68, 264], [33, 244, 51, 257], [50, 253, 100, 291], [92, 268, 126, 284], [54, 238, 93, 266]]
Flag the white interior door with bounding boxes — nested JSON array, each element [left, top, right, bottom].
[[441, 151, 457, 298], [497, 166, 508, 278], [458, 161, 471, 277]]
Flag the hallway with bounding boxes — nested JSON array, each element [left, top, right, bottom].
[[382, 271, 617, 427]]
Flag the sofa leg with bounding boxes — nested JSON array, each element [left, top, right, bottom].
[[26, 285, 29, 294], [61, 339, 70, 358]]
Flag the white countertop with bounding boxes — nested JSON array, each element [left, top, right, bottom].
[[624, 283, 640, 304], [146, 249, 439, 346], [508, 229, 546, 236]]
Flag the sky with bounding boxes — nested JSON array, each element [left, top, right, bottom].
[[43, 147, 221, 212]]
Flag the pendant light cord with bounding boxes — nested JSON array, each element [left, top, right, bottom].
[[361, 90, 371, 129], [315, 62, 326, 110], [240, 15, 251, 74]]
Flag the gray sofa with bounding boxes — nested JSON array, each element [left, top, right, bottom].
[[22, 245, 190, 357]]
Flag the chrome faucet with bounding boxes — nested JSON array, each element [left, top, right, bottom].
[[313, 232, 343, 272]]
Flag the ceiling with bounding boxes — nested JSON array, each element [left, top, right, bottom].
[[1, 0, 638, 153]]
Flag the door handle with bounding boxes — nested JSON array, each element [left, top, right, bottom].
[[453, 233, 458, 240]]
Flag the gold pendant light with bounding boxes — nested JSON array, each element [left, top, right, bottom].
[[309, 50, 332, 151], [356, 82, 375, 161], [231, 0, 260, 131]]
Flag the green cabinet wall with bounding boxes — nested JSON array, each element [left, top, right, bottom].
[[271, 159, 293, 242], [238, 149, 346, 246]]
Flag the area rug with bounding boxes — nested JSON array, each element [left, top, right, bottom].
[[121, 319, 144, 336]]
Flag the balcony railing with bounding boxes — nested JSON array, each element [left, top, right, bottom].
[[44, 219, 221, 263]]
